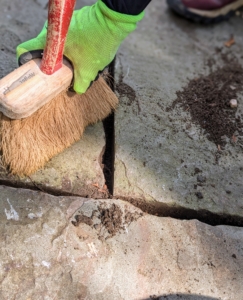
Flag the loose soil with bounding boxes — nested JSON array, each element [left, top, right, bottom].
[[72, 215, 93, 227], [72, 202, 143, 240], [98, 203, 124, 237], [168, 54, 243, 147]]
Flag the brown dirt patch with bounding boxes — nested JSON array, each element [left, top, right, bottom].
[[98, 203, 124, 237], [168, 54, 243, 147], [72, 202, 143, 240], [72, 214, 93, 227]]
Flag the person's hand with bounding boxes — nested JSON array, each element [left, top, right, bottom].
[[16, 0, 144, 94]]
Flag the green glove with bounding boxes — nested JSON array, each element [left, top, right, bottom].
[[16, 0, 144, 94]]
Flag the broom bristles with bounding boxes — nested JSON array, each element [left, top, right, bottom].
[[0, 76, 118, 176]]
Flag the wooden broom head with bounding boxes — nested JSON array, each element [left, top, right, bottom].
[[0, 76, 118, 176]]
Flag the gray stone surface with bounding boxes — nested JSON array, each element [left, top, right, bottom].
[[114, 1, 243, 216], [0, 0, 107, 197], [0, 186, 243, 299], [1, 2, 243, 298]]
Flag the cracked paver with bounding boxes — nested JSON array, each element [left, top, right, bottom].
[[114, 0, 243, 217], [0, 186, 243, 299]]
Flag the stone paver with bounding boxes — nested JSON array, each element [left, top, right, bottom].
[[1, 2, 243, 298], [0, 0, 107, 197], [0, 186, 243, 299], [114, 1, 243, 217]]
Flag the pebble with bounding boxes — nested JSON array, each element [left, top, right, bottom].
[[229, 99, 237, 108]]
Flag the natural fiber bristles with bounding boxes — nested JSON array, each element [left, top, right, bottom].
[[0, 76, 118, 176]]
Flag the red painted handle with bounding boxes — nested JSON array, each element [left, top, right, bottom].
[[40, 0, 76, 75]]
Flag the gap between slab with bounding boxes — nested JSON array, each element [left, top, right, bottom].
[[102, 58, 116, 195], [1, 179, 243, 228]]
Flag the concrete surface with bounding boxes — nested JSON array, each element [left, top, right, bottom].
[[114, 1, 243, 217], [0, 0, 107, 197], [0, 186, 243, 300]]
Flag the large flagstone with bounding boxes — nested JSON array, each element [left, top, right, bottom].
[[0, 186, 242, 299]]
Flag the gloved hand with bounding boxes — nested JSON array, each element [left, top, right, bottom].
[[16, 0, 144, 94]]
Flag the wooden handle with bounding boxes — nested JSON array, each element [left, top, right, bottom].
[[0, 58, 73, 119], [40, 0, 76, 75]]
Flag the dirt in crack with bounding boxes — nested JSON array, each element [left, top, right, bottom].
[[72, 202, 143, 240], [168, 54, 243, 147], [98, 203, 123, 237]]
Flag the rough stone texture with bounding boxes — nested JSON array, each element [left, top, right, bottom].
[[114, 1, 243, 216], [0, 186, 243, 300], [0, 0, 107, 197], [1, 2, 243, 298]]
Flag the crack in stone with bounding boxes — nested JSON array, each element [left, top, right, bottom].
[[113, 196, 243, 228], [119, 159, 132, 188], [118, 158, 156, 201], [1, 181, 243, 228], [101, 58, 116, 195]]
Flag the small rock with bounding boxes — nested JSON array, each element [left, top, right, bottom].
[[229, 99, 237, 108]]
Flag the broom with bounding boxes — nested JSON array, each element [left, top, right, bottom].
[[0, 0, 118, 176]]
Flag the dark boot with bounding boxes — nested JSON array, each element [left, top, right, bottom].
[[167, 0, 243, 23]]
